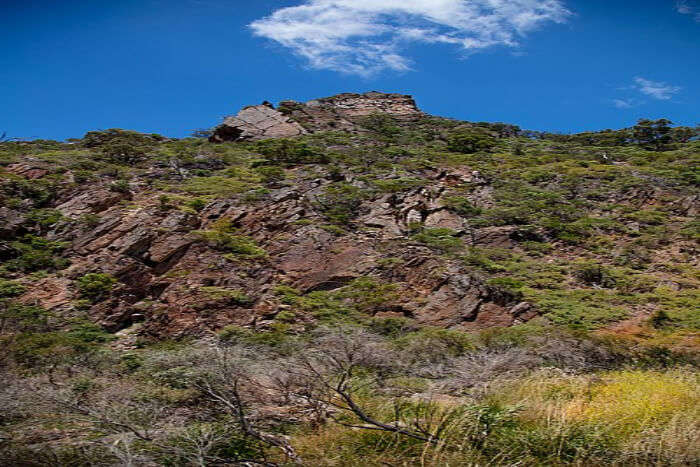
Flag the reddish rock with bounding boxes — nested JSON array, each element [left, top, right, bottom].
[[6, 163, 48, 179]]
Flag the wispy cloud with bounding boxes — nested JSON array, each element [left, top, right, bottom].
[[676, 0, 700, 21], [612, 98, 634, 109], [249, 0, 571, 76], [634, 77, 682, 100]]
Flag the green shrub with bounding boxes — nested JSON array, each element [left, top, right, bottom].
[[194, 219, 266, 259], [447, 128, 497, 154], [254, 165, 286, 183], [0, 303, 50, 333], [371, 177, 425, 193], [358, 113, 402, 138], [76, 273, 117, 302], [487, 277, 525, 295], [0, 279, 26, 297], [101, 141, 148, 165], [185, 198, 207, 212], [4, 235, 68, 272], [199, 287, 252, 305], [255, 139, 328, 165], [443, 196, 482, 217], [316, 182, 368, 225], [411, 227, 463, 252], [26, 208, 63, 227], [82, 128, 164, 148], [572, 261, 616, 288], [109, 179, 131, 193]]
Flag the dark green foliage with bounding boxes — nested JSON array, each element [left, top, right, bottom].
[[541, 128, 632, 147], [254, 165, 286, 183], [670, 125, 699, 143], [316, 182, 368, 225], [650, 309, 673, 329], [109, 179, 131, 193], [82, 129, 163, 165], [447, 128, 497, 154], [0, 303, 50, 333], [255, 139, 328, 165], [274, 277, 399, 324], [0, 177, 56, 207], [0, 279, 26, 298], [443, 195, 482, 217], [82, 128, 164, 148], [632, 119, 673, 151], [411, 227, 463, 252], [358, 112, 402, 138], [486, 277, 525, 295], [101, 141, 148, 165], [26, 208, 63, 227], [572, 262, 616, 288], [370, 177, 426, 193], [4, 235, 68, 272], [76, 273, 117, 302], [194, 219, 266, 258], [186, 197, 207, 212]]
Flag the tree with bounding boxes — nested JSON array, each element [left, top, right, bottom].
[[632, 118, 673, 151], [447, 128, 497, 154], [670, 125, 699, 143]]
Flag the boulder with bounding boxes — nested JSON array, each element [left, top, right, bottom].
[[210, 102, 307, 142]]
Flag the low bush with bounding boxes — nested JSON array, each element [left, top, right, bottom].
[[411, 227, 463, 252], [76, 273, 117, 302], [316, 182, 368, 225], [3, 235, 68, 272]]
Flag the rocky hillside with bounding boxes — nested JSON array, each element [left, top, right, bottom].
[[1, 92, 698, 466], [1, 92, 698, 346]]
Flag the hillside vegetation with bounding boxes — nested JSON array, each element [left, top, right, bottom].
[[0, 101, 698, 465]]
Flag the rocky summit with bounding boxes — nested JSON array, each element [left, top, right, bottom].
[[1, 92, 698, 466], [210, 91, 422, 142]]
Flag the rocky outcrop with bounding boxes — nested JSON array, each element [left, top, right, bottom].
[[210, 92, 422, 142], [7, 162, 538, 338], [209, 102, 307, 142], [6, 162, 49, 179]]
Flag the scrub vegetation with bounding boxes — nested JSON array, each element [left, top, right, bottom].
[[0, 115, 698, 465]]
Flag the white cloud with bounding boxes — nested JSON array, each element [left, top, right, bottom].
[[612, 98, 634, 109], [634, 77, 682, 100], [249, 0, 571, 75], [676, 0, 700, 21]]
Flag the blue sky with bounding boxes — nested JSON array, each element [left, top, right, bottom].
[[1, 0, 698, 140]]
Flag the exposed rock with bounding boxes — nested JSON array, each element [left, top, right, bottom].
[[210, 92, 422, 142], [6, 162, 48, 179], [0, 207, 26, 237], [272, 227, 377, 292], [55, 189, 127, 217], [210, 102, 307, 142], [424, 209, 466, 232]]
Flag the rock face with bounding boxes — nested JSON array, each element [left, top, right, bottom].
[[210, 92, 422, 142], [209, 102, 307, 142], [7, 163, 536, 338]]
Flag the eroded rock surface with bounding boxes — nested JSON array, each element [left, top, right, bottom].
[[210, 92, 422, 142], [210, 102, 307, 142]]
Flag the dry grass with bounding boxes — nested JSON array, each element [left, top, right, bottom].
[[290, 368, 700, 466]]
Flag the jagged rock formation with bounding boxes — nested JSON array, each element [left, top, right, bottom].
[[7, 164, 535, 338], [209, 102, 307, 142], [211, 92, 422, 142]]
